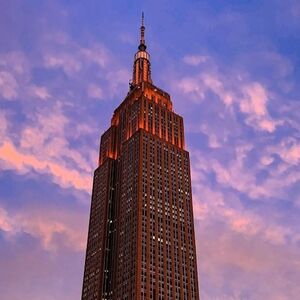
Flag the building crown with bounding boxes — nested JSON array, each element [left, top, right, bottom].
[[132, 13, 152, 86]]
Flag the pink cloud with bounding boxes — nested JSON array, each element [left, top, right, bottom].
[[0, 112, 8, 139], [177, 77, 205, 100], [196, 220, 300, 299], [240, 82, 268, 116], [19, 106, 97, 173], [0, 141, 91, 192], [0, 87, 97, 194], [0, 51, 29, 75], [192, 201, 209, 221], [272, 139, 300, 164], [28, 85, 51, 100], [80, 45, 110, 68], [191, 142, 300, 201], [177, 73, 234, 105], [0, 71, 18, 100], [41, 39, 128, 99], [183, 55, 209, 66], [87, 83, 104, 99], [44, 53, 82, 75], [0, 207, 13, 232], [240, 82, 279, 132], [190, 146, 299, 248], [192, 180, 293, 246], [202, 73, 234, 106], [175, 57, 283, 132], [43, 42, 111, 77], [194, 180, 300, 298], [284, 144, 300, 163], [258, 118, 276, 132], [0, 205, 87, 252], [0, 52, 32, 103]]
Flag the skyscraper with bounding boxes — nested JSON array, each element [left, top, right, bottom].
[[82, 15, 200, 300]]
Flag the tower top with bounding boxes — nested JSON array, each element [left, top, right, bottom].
[[139, 12, 146, 51], [132, 13, 152, 86]]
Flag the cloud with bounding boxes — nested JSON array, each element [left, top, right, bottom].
[[43, 44, 110, 76], [175, 55, 284, 133], [281, 143, 300, 164], [0, 51, 51, 103], [0, 111, 8, 139], [260, 155, 274, 166], [193, 168, 300, 299], [192, 141, 300, 201], [0, 52, 30, 101], [0, 71, 18, 100], [0, 141, 91, 192], [177, 72, 235, 106], [0, 205, 86, 252], [0, 207, 13, 232], [183, 55, 209, 66], [0, 102, 97, 194], [202, 73, 234, 106], [0, 47, 103, 194], [20, 106, 97, 172], [80, 45, 110, 68], [87, 83, 103, 99], [197, 219, 300, 300], [240, 82, 278, 132], [105, 68, 131, 95], [44, 53, 82, 75], [41, 37, 129, 100], [240, 82, 268, 116], [207, 133, 221, 148], [118, 32, 136, 45], [270, 138, 300, 165], [192, 179, 296, 246], [0, 51, 29, 75], [177, 77, 205, 100], [177, 72, 234, 107], [27, 85, 51, 100]]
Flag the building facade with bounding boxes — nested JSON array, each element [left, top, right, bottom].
[[82, 17, 200, 300]]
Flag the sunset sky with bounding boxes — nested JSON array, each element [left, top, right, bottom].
[[0, 1, 300, 299]]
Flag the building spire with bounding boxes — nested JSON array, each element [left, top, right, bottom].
[[132, 12, 152, 86], [139, 12, 146, 51]]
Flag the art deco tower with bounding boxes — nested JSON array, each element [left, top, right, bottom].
[[82, 15, 200, 300]]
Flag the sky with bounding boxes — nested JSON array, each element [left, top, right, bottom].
[[0, 0, 300, 299]]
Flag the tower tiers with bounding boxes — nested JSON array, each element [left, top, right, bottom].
[[82, 16, 200, 300]]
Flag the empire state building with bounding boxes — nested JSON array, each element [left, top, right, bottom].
[[81, 15, 200, 300]]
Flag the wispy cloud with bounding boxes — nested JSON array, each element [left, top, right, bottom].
[[0, 71, 18, 100], [0, 205, 86, 251], [176, 64, 280, 132], [240, 82, 279, 132], [87, 83, 104, 99], [183, 55, 209, 66], [27, 85, 51, 100], [0, 141, 92, 192], [197, 218, 300, 299]]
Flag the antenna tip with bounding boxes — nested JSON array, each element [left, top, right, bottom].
[[141, 12, 144, 26]]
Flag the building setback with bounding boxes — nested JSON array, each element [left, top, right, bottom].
[[82, 16, 200, 300]]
